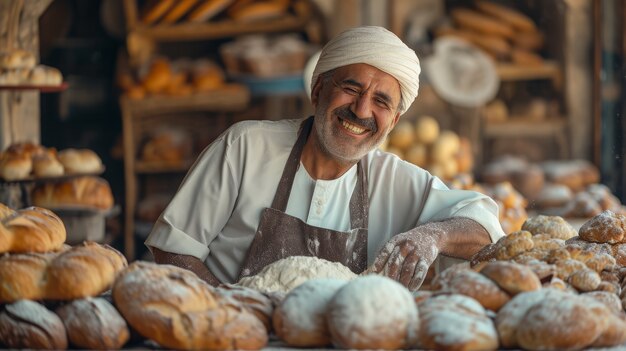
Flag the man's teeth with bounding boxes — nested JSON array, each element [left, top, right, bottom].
[[341, 120, 366, 134]]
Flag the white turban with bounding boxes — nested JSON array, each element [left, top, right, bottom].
[[310, 26, 421, 115]]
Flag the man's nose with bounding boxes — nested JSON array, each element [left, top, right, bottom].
[[351, 94, 373, 119]]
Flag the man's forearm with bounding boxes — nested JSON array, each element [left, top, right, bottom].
[[417, 217, 492, 260], [151, 247, 221, 286]]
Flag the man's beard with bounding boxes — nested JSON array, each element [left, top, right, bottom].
[[314, 105, 388, 163]]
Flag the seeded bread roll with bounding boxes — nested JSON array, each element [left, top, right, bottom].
[[56, 297, 129, 349], [0, 299, 68, 349]]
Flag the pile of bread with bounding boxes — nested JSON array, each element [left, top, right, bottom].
[[0, 142, 103, 181], [382, 115, 473, 181], [118, 57, 244, 100], [0, 49, 63, 86], [139, 0, 296, 26], [435, 1, 545, 66], [220, 34, 310, 77], [481, 156, 626, 218]]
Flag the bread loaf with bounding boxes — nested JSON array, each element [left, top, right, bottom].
[[273, 279, 346, 347], [474, 1, 537, 32], [57, 148, 103, 174], [0, 49, 36, 69], [450, 8, 514, 39], [579, 210, 626, 244], [56, 297, 130, 350], [522, 214, 578, 240], [218, 283, 275, 331], [0, 204, 66, 253], [0, 152, 32, 180], [0, 299, 68, 349], [326, 275, 417, 350], [32, 176, 114, 210], [0, 242, 127, 303], [479, 261, 541, 295], [113, 261, 268, 350], [32, 150, 64, 177]]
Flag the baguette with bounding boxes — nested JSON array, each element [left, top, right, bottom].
[[187, 0, 234, 22], [0, 241, 127, 303], [475, 1, 537, 32], [451, 8, 514, 39]]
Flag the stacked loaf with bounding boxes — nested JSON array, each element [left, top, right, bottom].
[[0, 49, 62, 86], [0, 203, 66, 253], [0, 142, 103, 181]]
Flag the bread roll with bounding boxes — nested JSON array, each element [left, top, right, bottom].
[[0, 252, 56, 302], [0, 299, 68, 349], [29, 65, 63, 86], [326, 275, 417, 350], [141, 58, 172, 94], [113, 261, 268, 350], [57, 148, 102, 174], [451, 8, 514, 39], [32, 176, 114, 210], [56, 297, 130, 350], [0, 152, 32, 180], [0, 49, 36, 69], [45, 241, 128, 300], [474, 1, 537, 32], [414, 116, 439, 145], [388, 121, 415, 150], [522, 215, 578, 240], [273, 278, 346, 347], [218, 283, 275, 331], [439, 269, 511, 311], [479, 261, 541, 295], [32, 150, 64, 177], [0, 205, 66, 254], [579, 210, 626, 244], [416, 294, 498, 351]]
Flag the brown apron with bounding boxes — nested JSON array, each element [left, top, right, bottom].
[[238, 117, 369, 279]]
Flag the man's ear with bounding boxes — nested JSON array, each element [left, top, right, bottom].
[[390, 112, 401, 129], [311, 78, 323, 107]]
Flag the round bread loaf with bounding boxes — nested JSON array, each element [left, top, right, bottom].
[[57, 148, 102, 174], [56, 297, 129, 349], [579, 210, 626, 244], [479, 261, 541, 296], [113, 261, 267, 350], [440, 269, 511, 311], [583, 291, 623, 314], [522, 214, 578, 240], [0, 252, 56, 302], [326, 275, 417, 350], [0, 152, 32, 180], [0, 205, 67, 254], [414, 115, 439, 145], [0, 299, 68, 349], [416, 294, 498, 351], [273, 278, 346, 347]]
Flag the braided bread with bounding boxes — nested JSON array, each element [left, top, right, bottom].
[[0, 241, 127, 302], [0, 203, 66, 253]]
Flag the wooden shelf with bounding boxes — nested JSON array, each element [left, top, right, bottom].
[[0, 82, 68, 93], [119, 85, 250, 116], [132, 15, 310, 42], [484, 117, 567, 138], [135, 161, 193, 174], [495, 61, 561, 82]]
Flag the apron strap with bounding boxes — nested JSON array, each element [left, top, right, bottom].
[[350, 161, 369, 229]]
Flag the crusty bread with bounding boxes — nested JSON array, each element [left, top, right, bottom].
[[56, 297, 130, 350], [0, 152, 32, 180], [522, 214, 578, 240], [218, 283, 275, 332], [32, 150, 64, 177], [0, 299, 68, 349], [57, 148, 103, 174], [0, 204, 66, 253], [479, 261, 541, 296], [0, 242, 127, 303], [579, 210, 626, 244], [113, 261, 268, 350], [32, 176, 114, 210]]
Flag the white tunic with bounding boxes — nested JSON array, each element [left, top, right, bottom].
[[145, 118, 505, 283]]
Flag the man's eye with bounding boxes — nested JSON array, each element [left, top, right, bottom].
[[343, 86, 359, 95], [375, 99, 390, 109]]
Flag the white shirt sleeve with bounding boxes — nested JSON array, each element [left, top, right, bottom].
[[145, 131, 239, 261]]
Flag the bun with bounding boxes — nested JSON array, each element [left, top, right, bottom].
[[0, 299, 68, 349], [32, 176, 114, 210], [438, 269, 511, 311], [0, 49, 36, 69], [0, 152, 32, 180], [188, 0, 234, 22], [479, 261, 541, 295], [0, 242, 127, 302], [56, 297, 130, 350], [579, 210, 626, 244], [113, 261, 268, 350], [326, 275, 417, 350], [0, 204, 66, 254], [522, 215, 578, 240], [32, 150, 64, 177], [141, 58, 172, 93], [416, 294, 498, 351], [273, 279, 346, 347], [57, 148, 103, 174], [29, 65, 63, 85]]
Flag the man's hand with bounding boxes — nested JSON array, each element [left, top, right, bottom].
[[368, 229, 440, 291], [151, 247, 221, 287]]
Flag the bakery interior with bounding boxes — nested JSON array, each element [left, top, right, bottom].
[[1, 0, 626, 350]]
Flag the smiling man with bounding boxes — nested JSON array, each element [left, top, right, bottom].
[[145, 26, 505, 291]]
